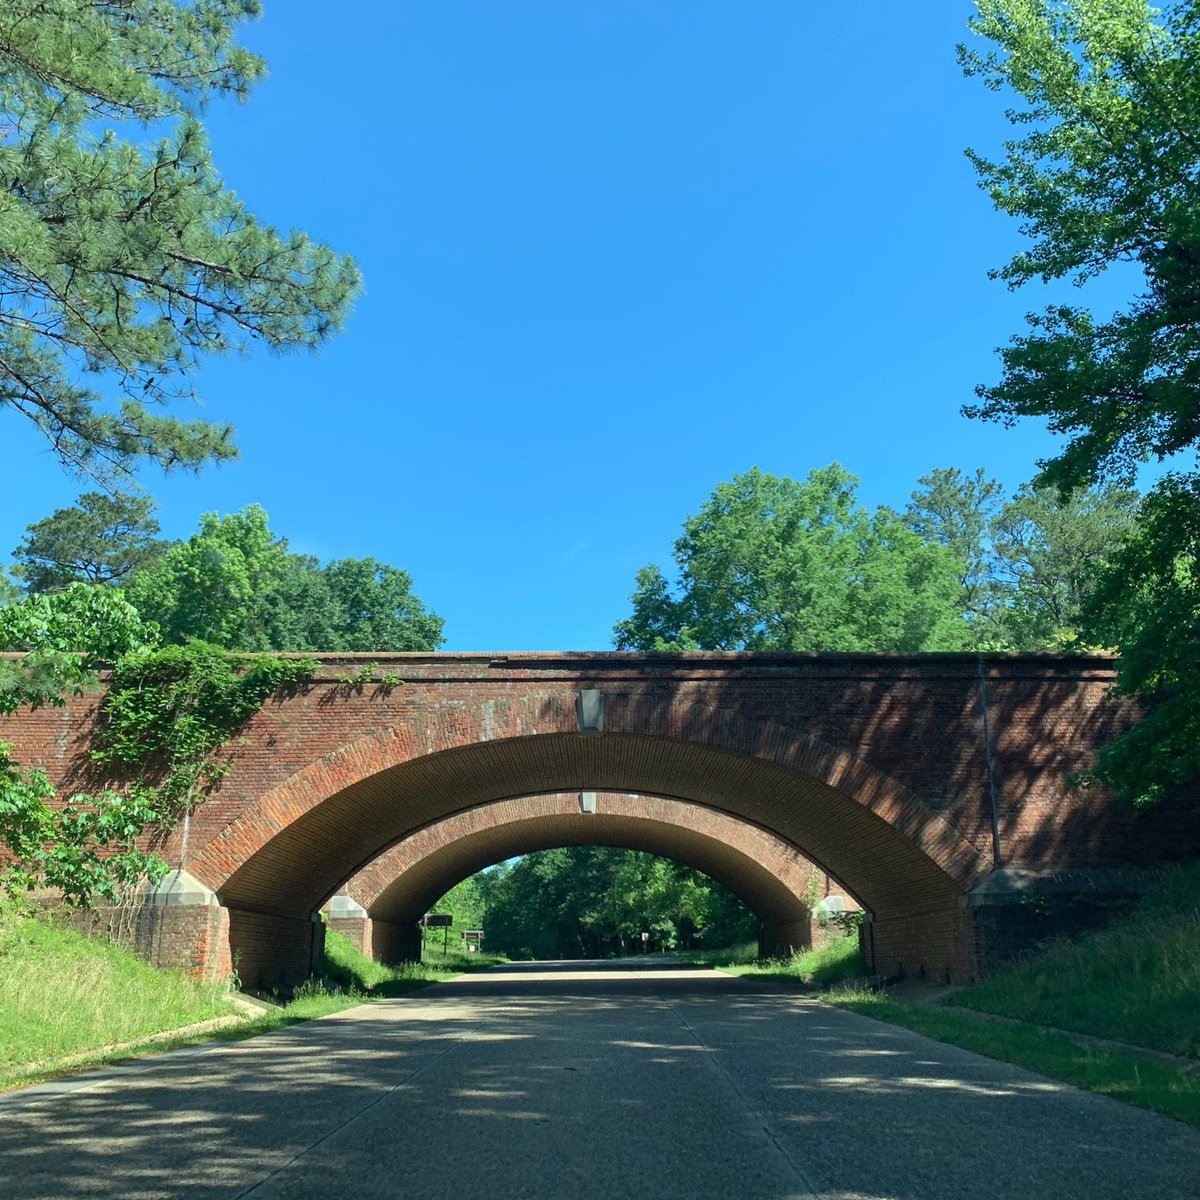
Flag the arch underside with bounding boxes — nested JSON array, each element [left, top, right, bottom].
[[347, 792, 841, 929], [211, 732, 979, 931]]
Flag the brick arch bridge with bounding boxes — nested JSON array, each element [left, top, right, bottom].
[[3, 651, 1192, 986], [327, 792, 849, 965]]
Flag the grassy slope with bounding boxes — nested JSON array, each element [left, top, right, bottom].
[[0, 913, 234, 1062], [827, 862, 1200, 1128], [0, 918, 490, 1092], [0, 910, 239, 1088], [946, 860, 1200, 1057], [720, 933, 862, 986]]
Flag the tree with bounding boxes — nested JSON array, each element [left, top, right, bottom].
[[960, 0, 1200, 493], [124, 505, 444, 652], [905, 468, 1007, 642], [0, 582, 154, 712], [963, 1, 1200, 800], [1080, 474, 1200, 805], [481, 847, 757, 960], [614, 466, 970, 652], [124, 505, 303, 649], [323, 558, 446, 652], [0, 584, 163, 904], [0, 1, 360, 479], [992, 483, 1141, 650], [905, 471, 1140, 650], [12, 492, 165, 593]]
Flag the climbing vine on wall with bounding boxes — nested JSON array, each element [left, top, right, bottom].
[[92, 642, 317, 817], [0, 586, 316, 905]]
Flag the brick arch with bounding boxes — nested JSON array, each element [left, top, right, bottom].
[[197, 697, 984, 899], [334, 792, 840, 960], [194, 698, 986, 983]]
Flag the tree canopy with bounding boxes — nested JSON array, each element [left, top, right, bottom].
[[904, 469, 1139, 650], [477, 848, 757, 960], [616, 464, 1139, 656], [124, 505, 445, 652], [0, 0, 360, 478], [961, 0, 1200, 492], [614, 466, 970, 653], [964, 0, 1200, 801], [11, 492, 165, 593]]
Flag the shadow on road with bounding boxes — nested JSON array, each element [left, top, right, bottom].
[[2, 965, 1199, 1200]]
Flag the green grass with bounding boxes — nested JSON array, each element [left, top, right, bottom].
[[814, 861, 1200, 1130], [673, 940, 759, 968], [946, 861, 1200, 1058], [319, 928, 459, 996], [0, 917, 483, 1093], [0, 908, 237, 1084], [719, 933, 863, 987], [828, 992, 1200, 1129], [419, 942, 507, 972]]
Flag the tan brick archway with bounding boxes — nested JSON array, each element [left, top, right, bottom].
[[331, 792, 848, 961]]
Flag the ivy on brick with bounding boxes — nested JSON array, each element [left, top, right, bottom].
[[92, 641, 316, 816], [0, 593, 315, 905]]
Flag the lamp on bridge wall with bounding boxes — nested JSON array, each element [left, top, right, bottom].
[[579, 791, 597, 814]]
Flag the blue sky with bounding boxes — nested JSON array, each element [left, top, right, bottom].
[[4, 3, 1091, 650]]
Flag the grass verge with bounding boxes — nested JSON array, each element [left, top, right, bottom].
[[718, 933, 862, 987], [812, 862, 1200, 1129], [946, 861, 1200, 1058], [826, 991, 1200, 1130], [0, 907, 237, 1089], [0, 917, 471, 1094]]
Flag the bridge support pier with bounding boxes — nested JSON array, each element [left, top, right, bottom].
[[758, 918, 811, 959], [369, 918, 422, 964], [861, 905, 974, 985], [966, 867, 1158, 976], [226, 906, 325, 993], [132, 870, 233, 981], [57, 871, 233, 982], [327, 894, 372, 956]]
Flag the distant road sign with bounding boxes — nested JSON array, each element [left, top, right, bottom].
[[423, 914, 453, 927]]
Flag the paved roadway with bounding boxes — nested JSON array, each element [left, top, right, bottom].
[[3, 961, 1200, 1200]]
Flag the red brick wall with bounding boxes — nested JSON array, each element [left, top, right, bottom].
[[3, 651, 1191, 983]]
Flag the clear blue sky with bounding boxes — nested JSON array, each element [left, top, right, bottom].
[[4, 3, 1086, 650]]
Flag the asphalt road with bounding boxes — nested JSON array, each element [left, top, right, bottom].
[[3, 961, 1199, 1200]]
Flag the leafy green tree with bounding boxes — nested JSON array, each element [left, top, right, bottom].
[[1080, 474, 1200, 805], [963, 1, 1200, 799], [424, 876, 487, 955], [480, 848, 755, 960], [124, 505, 300, 649], [906, 468, 1007, 642], [0, 582, 154, 712], [125, 505, 444, 652], [323, 558, 446, 652], [0, 584, 163, 903], [960, 0, 1200, 493], [906, 471, 1140, 650], [614, 466, 969, 652], [993, 483, 1141, 650], [0, 581, 315, 903], [12, 492, 165, 593], [0, 1, 359, 478]]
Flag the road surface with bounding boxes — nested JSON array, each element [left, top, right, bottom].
[[3, 961, 1199, 1199]]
